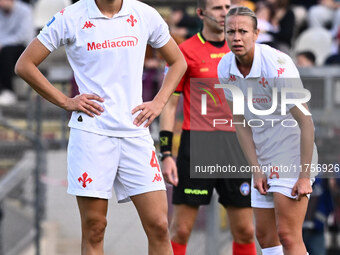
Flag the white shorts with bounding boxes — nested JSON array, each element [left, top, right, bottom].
[[251, 179, 315, 208], [251, 145, 318, 208], [67, 128, 165, 203]]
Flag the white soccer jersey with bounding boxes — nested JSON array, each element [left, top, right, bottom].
[[38, 0, 170, 137], [218, 44, 316, 166]]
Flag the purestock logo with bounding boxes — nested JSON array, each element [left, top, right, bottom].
[[87, 36, 138, 51]]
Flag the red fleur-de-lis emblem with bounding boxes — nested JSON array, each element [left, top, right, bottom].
[[269, 166, 279, 179], [228, 75, 236, 82], [59, 8, 65, 15], [277, 68, 285, 77], [259, 77, 268, 88], [152, 173, 162, 182], [82, 21, 95, 29], [78, 172, 93, 188], [127, 15, 137, 27]]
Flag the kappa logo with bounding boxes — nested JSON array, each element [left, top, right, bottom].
[[78, 172, 93, 188], [228, 75, 236, 82], [152, 173, 162, 182], [82, 21, 95, 29], [277, 67, 285, 77], [127, 14, 137, 27]]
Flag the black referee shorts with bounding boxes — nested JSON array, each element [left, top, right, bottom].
[[172, 130, 251, 207]]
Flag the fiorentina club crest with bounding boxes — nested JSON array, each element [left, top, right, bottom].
[[259, 77, 268, 88], [127, 15, 137, 27], [78, 172, 92, 188]]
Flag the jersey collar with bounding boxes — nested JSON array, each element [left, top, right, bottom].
[[88, 0, 130, 19], [230, 44, 262, 79], [197, 32, 206, 44]]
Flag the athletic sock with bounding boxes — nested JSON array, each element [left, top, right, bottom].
[[232, 241, 256, 255], [261, 245, 284, 255], [171, 240, 187, 255]]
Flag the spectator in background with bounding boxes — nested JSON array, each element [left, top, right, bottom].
[[266, 0, 295, 53], [325, 29, 340, 64], [167, 6, 201, 44], [328, 175, 340, 254], [0, 0, 33, 105], [291, 0, 318, 9], [289, 0, 318, 37], [255, 1, 276, 45], [142, 45, 163, 140], [296, 51, 316, 67], [143, 45, 162, 103], [303, 178, 334, 255], [231, 0, 256, 10], [308, 0, 340, 38]]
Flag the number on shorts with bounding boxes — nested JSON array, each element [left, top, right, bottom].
[[150, 151, 160, 172]]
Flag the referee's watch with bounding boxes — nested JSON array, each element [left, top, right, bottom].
[[159, 152, 172, 161]]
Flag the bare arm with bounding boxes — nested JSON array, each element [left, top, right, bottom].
[[159, 94, 180, 186], [228, 100, 269, 194], [228, 101, 258, 166], [15, 38, 104, 117], [132, 37, 187, 127], [159, 94, 180, 132], [290, 103, 314, 200]]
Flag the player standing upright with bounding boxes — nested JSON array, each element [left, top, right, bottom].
[[15, 0, 187, 254], [160, 0, 256, 254]]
